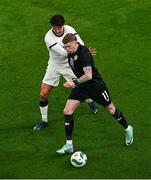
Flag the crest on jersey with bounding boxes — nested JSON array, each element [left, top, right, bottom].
[[74, 55, 78, 60], [69, 55, 78, 69], [70, 55, 78, 61]]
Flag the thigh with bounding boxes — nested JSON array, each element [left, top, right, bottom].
[[64, 99, 81, 115], [68, 85, 87, 102], [41, 83, 53, 94], [88, 82, 112, 106]]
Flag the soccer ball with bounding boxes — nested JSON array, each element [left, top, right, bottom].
[[70, 151, 87, 168]]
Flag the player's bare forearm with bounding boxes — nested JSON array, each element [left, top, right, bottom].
[[78, 74, 91, 84], [64, 67, 92, 88], [78, 66, 92, 84]]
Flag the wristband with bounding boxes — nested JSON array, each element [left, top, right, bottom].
[[72, 78, 79, 85]]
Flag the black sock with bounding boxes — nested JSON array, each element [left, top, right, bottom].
[[64, 115, 74, 140], [40, 100, 48, 107], [112, 109, 128, 129]]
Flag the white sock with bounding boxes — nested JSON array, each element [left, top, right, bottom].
[[40, 105, 48, 122], [66, 140, 73, 145], [125, 125, 131, 132]]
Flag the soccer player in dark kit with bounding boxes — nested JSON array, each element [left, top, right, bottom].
[[56, 33, 133, 154]]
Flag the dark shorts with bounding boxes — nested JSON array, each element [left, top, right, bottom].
[[68, 80, 112, 106]]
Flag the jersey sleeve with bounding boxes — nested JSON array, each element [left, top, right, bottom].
[[66, 25, 84, 45], [75, 34, 84, 46], [80, 47, 92, 68], [44, 33, 56, 49], [44, 33, 67, 57], [51, 44, 67, 57]]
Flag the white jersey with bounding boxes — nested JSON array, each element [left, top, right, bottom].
[[44, 25, 84, 65], [43, 25, 84, 86]]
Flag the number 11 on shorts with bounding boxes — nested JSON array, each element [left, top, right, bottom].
[[102, 90, 110, 102]]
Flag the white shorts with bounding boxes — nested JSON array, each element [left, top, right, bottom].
[[42, 62, 77, 87]]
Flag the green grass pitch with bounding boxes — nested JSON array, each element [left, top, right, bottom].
[[0, 0, 151, 178]]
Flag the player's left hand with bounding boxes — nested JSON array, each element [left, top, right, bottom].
[[89, 47, 97, 56], [63, 81, 75, 88]]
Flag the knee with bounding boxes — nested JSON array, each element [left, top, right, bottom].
[[106, 106, 116, 115], [40, 91, 49, 101]]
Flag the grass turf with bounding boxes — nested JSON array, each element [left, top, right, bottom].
[[0, 0, 151, 178]]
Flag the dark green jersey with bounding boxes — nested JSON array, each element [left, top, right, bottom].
[[68, 44, 111, 106], [68, 44, 103, 85]]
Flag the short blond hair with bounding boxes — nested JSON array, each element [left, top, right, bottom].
[[62, 33, 77, 44]]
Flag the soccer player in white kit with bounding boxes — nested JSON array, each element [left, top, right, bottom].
[[33, 15, 98, 131]]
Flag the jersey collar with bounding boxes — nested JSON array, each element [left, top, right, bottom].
[[52, 28, 64, 37]]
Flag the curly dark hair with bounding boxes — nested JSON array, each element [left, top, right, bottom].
[[50, 14, 65, 26]]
